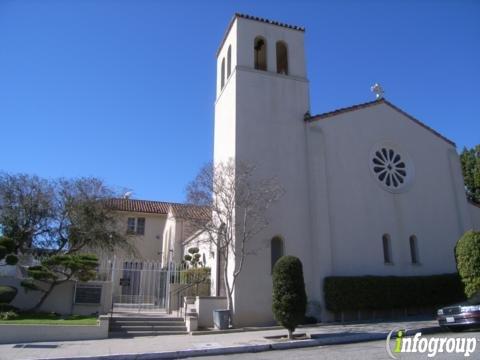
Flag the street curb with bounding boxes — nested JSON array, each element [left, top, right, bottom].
[[38, 326, 445, 360]]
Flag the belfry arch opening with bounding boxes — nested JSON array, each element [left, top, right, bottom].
[[276, 41, 288, 75], [254, 37, 267, 71]]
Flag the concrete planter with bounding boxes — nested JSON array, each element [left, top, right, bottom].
[[0, 315, 109, 344], [194, 296, 227, 328]]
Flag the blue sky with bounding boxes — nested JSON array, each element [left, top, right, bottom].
[[0, 0, 479, 202]]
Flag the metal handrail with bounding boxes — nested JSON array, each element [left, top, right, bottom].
[[170, 277, 209, 319]]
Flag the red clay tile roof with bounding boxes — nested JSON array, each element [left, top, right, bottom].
[[217, 13, 305, 57], [235, 13, 305, 32], [106, 198, 210, 220], [170, 203, 211, 221], [306, 98, 456, 147]]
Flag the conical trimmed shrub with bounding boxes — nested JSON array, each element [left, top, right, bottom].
[[272, 256, 307, 339]]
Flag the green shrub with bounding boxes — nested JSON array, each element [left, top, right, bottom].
[[5, 254, 18, 266], [455, 231, 480, 298], [272, 256, 307, 339], [0, 236, 18, 265], [188, 247, 200, 255], [0, 311, 18, 320], [0, 304, 18, 312], [324, 273, 464, 312], [179, 267, 210, 284], [0, 286, 18, 304]]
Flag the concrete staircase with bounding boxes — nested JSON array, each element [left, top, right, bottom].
[[109, 314, 188, 337]]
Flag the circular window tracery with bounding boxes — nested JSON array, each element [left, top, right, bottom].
[[369, 144, 414, 192]]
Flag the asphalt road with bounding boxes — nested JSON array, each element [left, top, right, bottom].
[[189, 331, 480, 360]]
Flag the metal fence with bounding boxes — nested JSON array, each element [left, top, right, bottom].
[[98, 259, 209, 313]]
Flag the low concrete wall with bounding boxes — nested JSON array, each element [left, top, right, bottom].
[[195, 296, 227, 329], [169, 283, 210, 312], [0, 315, 109, 344], [0, 277, 112, 315]]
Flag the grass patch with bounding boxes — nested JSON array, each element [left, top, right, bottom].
[[0, 313, 98, 325]]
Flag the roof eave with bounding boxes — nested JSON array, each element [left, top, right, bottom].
[[216, 13, 305, 58], [307, 98, 456, 148]]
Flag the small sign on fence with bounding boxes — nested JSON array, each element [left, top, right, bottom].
[[119, 278, 130, 286]]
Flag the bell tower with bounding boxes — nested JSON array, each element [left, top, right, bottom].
[[214, 14, 314, 326], [214, 13, 309, 164]]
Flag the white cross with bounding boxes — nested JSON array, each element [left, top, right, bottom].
[[371, 83, 384, 100]]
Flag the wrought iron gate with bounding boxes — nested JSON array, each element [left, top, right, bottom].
[[99, 259, 171, 312], [99, 258, 210, 313]]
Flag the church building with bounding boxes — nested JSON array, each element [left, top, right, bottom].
[[213, 13, 480, 325]]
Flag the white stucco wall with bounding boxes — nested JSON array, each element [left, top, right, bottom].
[[0, 316, 109, 344], [114, 211, 167, 261], [2, 277, 111, 315], [213, 15, 473, 326], [161, 211, 204, 267], [215, 16, 312, 326], [307, 103, 469, 279], [215, 20, 237, 165]]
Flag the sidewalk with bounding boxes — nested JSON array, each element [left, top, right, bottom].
[[0, 320, 442, 360]]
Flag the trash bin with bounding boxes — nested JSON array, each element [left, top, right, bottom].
[[213, 309, 230, 330]]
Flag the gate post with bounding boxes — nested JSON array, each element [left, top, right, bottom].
[[109, 255, 116, 314], [166, 263, 171, 313]]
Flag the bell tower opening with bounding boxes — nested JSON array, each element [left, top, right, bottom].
[[276, 41, 288, 75], [254, 36, 267, 71]]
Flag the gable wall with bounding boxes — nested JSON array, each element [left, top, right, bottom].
[[307, 103, 470, 279]]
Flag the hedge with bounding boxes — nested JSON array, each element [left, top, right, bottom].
[[324, 273, 465, 312], [179, 267, 210, 284], [0, 286, 17, 304]]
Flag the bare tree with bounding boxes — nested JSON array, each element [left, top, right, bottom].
[[186, 160, 284, 326], [0, 173, 55, 254], [0, 173, 133, 310], [0, 174, 131, 256]]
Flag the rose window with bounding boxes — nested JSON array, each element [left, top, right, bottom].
[[371, 148, 408, 190]]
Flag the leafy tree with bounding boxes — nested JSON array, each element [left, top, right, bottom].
[[0, 174, 131, 255], [22, 254, 99, 310], [185, 160, 284, 327], [0, 174, 54, 253], [460, 145, 480, 204], [184, 247, 202, 268], [0, 173, 132, 310], [455, 231, 480, 298], [272, 256, 307, 340]]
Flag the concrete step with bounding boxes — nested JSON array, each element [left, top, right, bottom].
[[110, 325, 187, 331], [111, 320, 185, 325], [109, 330, 189, 337], [109, 314, 188, 338], [110, 316, 183, 321]]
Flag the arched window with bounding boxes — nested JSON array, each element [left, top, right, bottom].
[[382, 234, 392, 264], [271, 236, 284, 272], [254, 37, 267, 71], [227, 45, 232, 78], [276, 41, 288, 75], [409, 235, 419, 264], [221, 57, 225, 89]]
